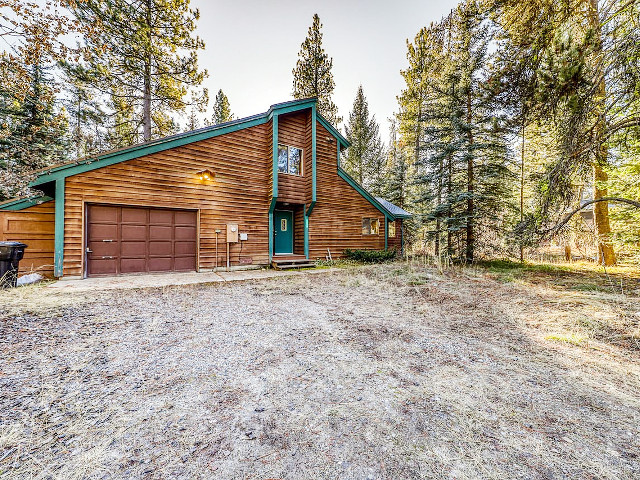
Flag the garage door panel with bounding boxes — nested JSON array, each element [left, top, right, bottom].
[[148, 257, 172, 272], [150, 225, 172, 240], [90, 258, 118, 275], [150, 209, 173, 224], [175, 226, 197, 240], [87, 205, 197, 277], [175, 241, 196, 255], [90, 205, 118, 223], [174, 256, 196, 271], [121, 258, 147, 273], [89, 241, 119, 257], [89, 224, 117, 240], [121, 225, 147, 241], [149, 241, 172, 256], [121, 207, 148, 223], [121, 241, 147, 257], [175, 211, 197, 225]]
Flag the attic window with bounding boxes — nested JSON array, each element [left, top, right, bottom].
[[278, 145, 302, 175]]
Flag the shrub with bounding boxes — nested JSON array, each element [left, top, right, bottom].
[[343, 249, 397, 263]]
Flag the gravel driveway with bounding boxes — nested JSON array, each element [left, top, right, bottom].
[[1, 264, 639, 479]]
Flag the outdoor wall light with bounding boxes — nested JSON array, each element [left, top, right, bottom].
[[197, 169, 214, 181]]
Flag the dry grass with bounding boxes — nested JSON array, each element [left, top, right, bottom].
[[1, 262, 639, 479]]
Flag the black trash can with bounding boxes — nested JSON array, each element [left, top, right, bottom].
[[0, 241, 28, 288]]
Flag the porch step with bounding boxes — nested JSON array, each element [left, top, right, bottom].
[[271, 257, 316, 270]]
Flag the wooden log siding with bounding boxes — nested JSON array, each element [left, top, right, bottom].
[[309, 121, 386, 259], [0, 201, 55, 276], [62, 123, 271, 276]]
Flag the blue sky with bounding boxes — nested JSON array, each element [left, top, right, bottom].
[[193, 0, 459, 137]]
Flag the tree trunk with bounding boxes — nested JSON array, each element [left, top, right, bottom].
[[142, 0, 153, 142], [465, 89, 474, 263], [520, 119, 525, 262], [588, 0, 616, 266], [447, 152, 453, 257], [594, 163, 616, 264]]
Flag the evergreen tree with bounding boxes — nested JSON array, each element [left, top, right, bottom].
[[70, 0, 208, 145], [292, 14, 341, 125], [61, 62, 106, 158], [343, 86, 385, 194], [210, 89, 234, 125], [0, 62, 68, 200], [401, 2, 517, 261], [385, 118, 409, 210]]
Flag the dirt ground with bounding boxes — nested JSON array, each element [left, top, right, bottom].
[[1, 262, 639, 479]]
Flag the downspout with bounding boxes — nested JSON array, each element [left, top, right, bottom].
[[54, 178, 65, 277], [304, 105, 317, 259], [268, 114, 279, 263]]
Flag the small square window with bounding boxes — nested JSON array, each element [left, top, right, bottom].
[[388, 221, 396, 237], [362, 218, 370, 235], [362, 218, 379, 235], [277, 145, 303, 175]]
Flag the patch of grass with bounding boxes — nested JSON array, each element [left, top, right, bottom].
[[545, 333, 587, 345]]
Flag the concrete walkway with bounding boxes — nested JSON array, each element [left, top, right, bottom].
[[46, 267, 336, 292]]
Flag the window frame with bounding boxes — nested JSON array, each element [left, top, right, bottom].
[[362, 217, 380, 235], [277, 144, 303, 176], [388, 221, 396, 238]]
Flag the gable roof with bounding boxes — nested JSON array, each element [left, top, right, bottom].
[[23, 97, 348, 188], [0, 98, 410, 221], [375, 197, 412, 219]]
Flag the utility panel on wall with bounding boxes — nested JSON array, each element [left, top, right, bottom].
[[226, 224, 238, 243]]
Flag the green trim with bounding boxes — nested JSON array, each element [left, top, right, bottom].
[[31, 116, 268, 186], [0, 195, 53, 211], [269, 112, 279, 263], [316, 114, 350, 147], [304, 212, 309, 258], [268, 198, 277, 263], [311, 104, 317, 204], [267, 99, 316, 119], [337, 167, 395, 221], [54, 178, 65, 277], [272, 114, 279, 198], [303, 105, 318, 260], [385, 217, 388, 250]]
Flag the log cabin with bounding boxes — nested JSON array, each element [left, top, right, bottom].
[[0, 98, 410, 278]]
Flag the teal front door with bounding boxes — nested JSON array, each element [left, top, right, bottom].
[[274, 210, 293, 255]]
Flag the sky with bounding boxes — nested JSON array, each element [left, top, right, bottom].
[[193, 0, 459, 136]]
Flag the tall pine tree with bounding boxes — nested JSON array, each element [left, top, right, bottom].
[[210, 89, 234, 125], [292, 14, 341, 125], [343, 86, 386, 194], [0, 62, 68, 200], [70, 0, 208, 145]]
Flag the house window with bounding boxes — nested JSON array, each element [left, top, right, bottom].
[[388, 221, 396, 237], [278, 145, 302, 175], [362, 218, 380, 235]]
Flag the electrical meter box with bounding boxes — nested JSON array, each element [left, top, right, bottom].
[[226, 224, 239, 243]]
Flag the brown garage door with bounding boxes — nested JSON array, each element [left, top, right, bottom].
[[87, 205, 197, 277]]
